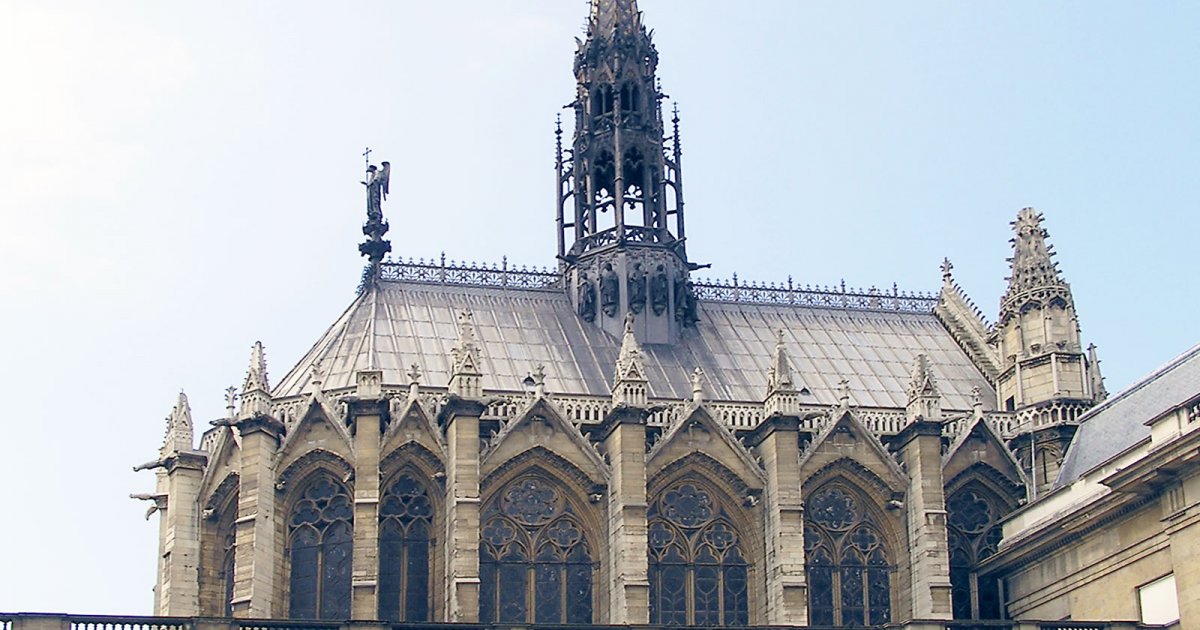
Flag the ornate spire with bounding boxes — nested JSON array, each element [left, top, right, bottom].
[[1001, 208, 1070, 320], [906, 354, 942, 423], [238, 341, 272, 420], [161, 391, 194, 456], [448, 310, 483, 399], [1088, 343, 1109, 402], [612, 314, 648, 407]]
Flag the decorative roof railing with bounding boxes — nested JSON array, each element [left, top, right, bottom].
[[692, 275, 938, 313], [378, 256, 937, 313], [379, 255, 560, 289]]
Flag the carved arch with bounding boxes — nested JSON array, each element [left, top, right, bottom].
[[804, 457, 905, 504], [274, 398, 354, 470], [277, 449, 354, 495], [204, 473, 240, 514], [946, 462, 1025, 507], [381, 441, 445, 483], [482, 446, 606, 498], [649, 451, 761, 502]]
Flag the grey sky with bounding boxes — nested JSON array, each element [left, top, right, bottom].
[[0, 1, 1196, 614]]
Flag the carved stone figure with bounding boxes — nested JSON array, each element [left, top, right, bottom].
[[675, 276, 698, 326], [600, 263, 619, 318], [627, 262, 647, 314], [578, 272, 597, 322], [650, 264, 669, 316]]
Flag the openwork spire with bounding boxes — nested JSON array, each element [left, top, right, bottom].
[[161, 391, 194, 456]]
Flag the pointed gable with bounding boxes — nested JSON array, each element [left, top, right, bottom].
[[481, 397, 608, 488], [943, 414, 1026, 498], [799, 409, 907, 494], [648, 404, 765, 493], [383, 396, 446, 463], [274, 395, 354, 471]]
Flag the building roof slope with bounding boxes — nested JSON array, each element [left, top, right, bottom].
[[1056, 342, 1200, 486], [274, 280, 993, 410]]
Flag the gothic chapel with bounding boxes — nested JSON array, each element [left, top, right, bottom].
[[136, 1, 1199, 628]]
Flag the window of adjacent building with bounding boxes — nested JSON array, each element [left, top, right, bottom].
[[479, 475, 593, 624], [648, 482, 750, 626], [947, 486, 1005, 620], [287, 475, 353, 620], [378, 473, 434, 622], [804, 483, 893, 626], [1138, 574, 1179, 625]]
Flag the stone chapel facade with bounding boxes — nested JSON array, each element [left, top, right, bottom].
[[130, 2, 1198, 628]]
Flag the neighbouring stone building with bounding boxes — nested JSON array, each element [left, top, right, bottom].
[[122, 1, 1195, 628]]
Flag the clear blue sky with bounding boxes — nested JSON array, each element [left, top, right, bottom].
[[0, 0, 1196, 614]]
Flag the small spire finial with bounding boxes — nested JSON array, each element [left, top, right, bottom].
[[224, 386, 238, 420], [837, 378, 852, 408], [408, 363, 422, 399], [691, 367, 705, 404], [941, 257, 954, 284]]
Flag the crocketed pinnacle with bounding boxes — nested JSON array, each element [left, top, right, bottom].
[[766, 330, 797, 395], [162, 391, 194, 456], [1004, 208, 1067, 299], [242, 341, 269, 394], [590, 0, 642, 40], [907, 353, 939, 403], [450, 311, 481, 376], [614, 314, 647, 384]]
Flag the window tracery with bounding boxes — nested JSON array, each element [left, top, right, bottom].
[[378, 473, 434, 622], [287, 475, 352, 620], [648, 482, 750, 626], [804, 483, 892, 626], [479, 476, 593, 624], [947, 486, 1005, 620]]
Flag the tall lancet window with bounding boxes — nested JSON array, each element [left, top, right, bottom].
[[947, 486, 1004, 620], [804, 483, 893, 626], [648, 482, 750, 626], [287, 475, 353, 620], [479, 476, 594, 624], [378, 474, 434, 622], [217, 498, 237, 617]]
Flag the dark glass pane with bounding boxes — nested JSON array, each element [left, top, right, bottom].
[[498, 561, 528, 622], [841, 566, 865, 627], [479, 559, 496, 624], [378, 524, 404, 622], [404, 539, 430, 621], [659, 564, 689, 625], [867, 567, 891, 625], [566, 563, 592, 623], [979, 574, 1002, 620], [321, 522, 353, 620], [723, 564, 749, 626], [288, 528, 319, 620], [648, 564, 661, 623], [950, 565, 971, 619], [534, 563, 563, 623], [222, 549, 235, 617], [693, 564, 720, 626], [808, 565, 834, 626]]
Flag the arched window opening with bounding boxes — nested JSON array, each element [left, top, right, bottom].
[[947, 487, 1005, 620], [804, 483, 893, 626], [648, 482, 750, 626], [214, 496, 238, 617], [287, 475, 353, 620], [593, 85, 614, 116], [379, 473, 434, 622], [622, 148, 646, 216], [479, 476, 593, 624]]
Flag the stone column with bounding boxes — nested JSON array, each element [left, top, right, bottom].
[[599, 406, 650, 624], [747, 415, 806, 625], [347, 370, 387, 620], [232, 415, 284, 618], [438, 396, 486, 622], [895, 420, 952, 620], [158, 451, 208, 616]]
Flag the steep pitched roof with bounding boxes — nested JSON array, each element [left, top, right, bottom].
[[274, 280, 994, 409], [1056, 343, 1200, 486]]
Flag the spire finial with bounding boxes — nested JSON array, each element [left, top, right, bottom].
[[941, 257, 954, 284], [906, 354, 942, 423], [224, 386, 238, 420], [612, 312, 648, 406], [162, 390, 194, 456], [691, 367, 705, 404], [837, 378, 852, 409], [238, 341, 273, 420], [448, 310, 483, 398], [408, 363, 422, 399]]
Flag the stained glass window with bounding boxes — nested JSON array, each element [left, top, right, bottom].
[[479, 476, 593, 624], [804, 484, 892, 626], [947, 487, 1005, 620], [648, 483, 750, 626], [379, 474, 434, 622], [287, 475, 353, 620]]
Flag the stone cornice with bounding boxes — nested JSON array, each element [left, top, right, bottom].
[[742, 413, 801, 448], [436, 394, 488, 430]]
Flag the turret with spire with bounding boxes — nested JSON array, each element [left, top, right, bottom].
[[559, 0, 696, 344], [992, 208, 1102, 497]]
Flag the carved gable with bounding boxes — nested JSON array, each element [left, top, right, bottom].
[[198, 427, 240, 500], [799, 410, 907, 494], [382, 397, 445, 462], [944, 416, 1027, 498], [647, 405, 765, 492], [274, 398, 353, 473], [480, 397, 608, 487]]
